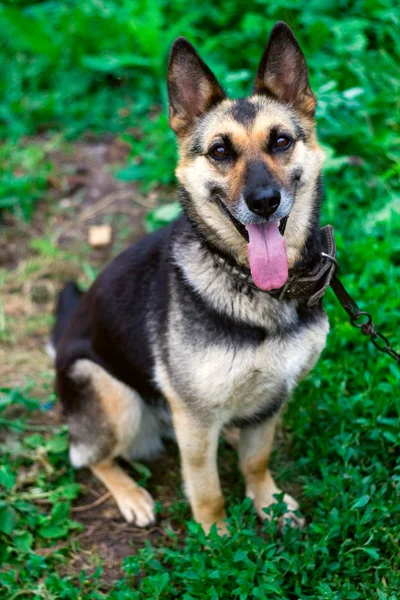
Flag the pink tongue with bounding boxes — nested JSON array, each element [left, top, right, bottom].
[[246, 222, 289, 291]]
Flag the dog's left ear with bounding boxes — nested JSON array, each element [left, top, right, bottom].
[[253, 22, 316, 116], [168, 37, 226, 135]]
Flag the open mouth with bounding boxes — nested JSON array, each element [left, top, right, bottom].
[[216, 199, 289, 291]]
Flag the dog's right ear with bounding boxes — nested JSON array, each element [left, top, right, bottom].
[[167, 38, 226, 136]]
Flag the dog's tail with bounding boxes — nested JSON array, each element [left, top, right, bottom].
[[46, 281, 82, 361]]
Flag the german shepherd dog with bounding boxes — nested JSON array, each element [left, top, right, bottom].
[[52, 22, 328, 534]]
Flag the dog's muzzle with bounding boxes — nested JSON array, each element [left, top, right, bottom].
[[216, 198, 289, 242]]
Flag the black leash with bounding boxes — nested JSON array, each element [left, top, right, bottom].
[[330, 272, 400, 366]]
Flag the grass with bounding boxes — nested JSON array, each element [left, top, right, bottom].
[[0, 0, 399, 598], [1, 281, 399, 598], [0, 141, 52, 220], [1, 1, 399, 214]]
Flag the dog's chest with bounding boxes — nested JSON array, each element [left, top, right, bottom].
[[166, 307, 329, 417]]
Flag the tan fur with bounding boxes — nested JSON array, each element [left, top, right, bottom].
[[239, 416, 304, 526], [91, 460, 155, 526], [156, 368, 227, 534], [69, 359, 167, 526], [72, 359, 142, 458], [227, 157, 247, 203], [173, 420, 227, 534]]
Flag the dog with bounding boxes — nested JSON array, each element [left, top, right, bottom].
[[52, 21, 329, 534]]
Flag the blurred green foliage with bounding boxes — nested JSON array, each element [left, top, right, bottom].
[[0, 141, 52, 219], [0, 0, 399, 215]]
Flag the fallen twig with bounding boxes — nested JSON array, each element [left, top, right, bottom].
[[72, 491, 111, 513]]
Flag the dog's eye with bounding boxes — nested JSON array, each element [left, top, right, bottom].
[[209, 144, 230, 160], [272, 135, 293, 151]]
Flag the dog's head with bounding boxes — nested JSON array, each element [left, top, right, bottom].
[[167, 22, 324, 291]]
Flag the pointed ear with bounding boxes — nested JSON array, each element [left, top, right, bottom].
[[167, 37, 226, 135], [253, 22, 316, 116]]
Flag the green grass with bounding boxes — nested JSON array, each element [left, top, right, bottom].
[[0, 141, 52, 220], [1, 0, 399, 212], [1, 0, 399, 597], [1, 267, 399, 599]]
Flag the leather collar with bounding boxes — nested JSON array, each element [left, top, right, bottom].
[[212, 225, 337, 307]]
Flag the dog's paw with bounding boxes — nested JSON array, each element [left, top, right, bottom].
[[276, 493, 305, 529], [115, 484, 155, 527], [201, 519, 230, 537], [253, 491, 305, 529]]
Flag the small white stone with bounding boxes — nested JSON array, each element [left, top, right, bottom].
[[88, 225, 112, 247]]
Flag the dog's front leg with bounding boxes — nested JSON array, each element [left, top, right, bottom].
[[171, 405, 227, 534], [239, 415, 304, 527]]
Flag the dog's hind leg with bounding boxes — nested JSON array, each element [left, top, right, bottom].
[[238, 415, 304, 528], [58, 359, 156, 527]]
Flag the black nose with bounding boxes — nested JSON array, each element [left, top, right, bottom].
[[245, 188, 281, 219]]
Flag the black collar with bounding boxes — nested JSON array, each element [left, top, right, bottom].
[[211, 225, 337, 307]]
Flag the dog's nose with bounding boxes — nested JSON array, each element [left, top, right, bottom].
[[245, 188, 281, 219]]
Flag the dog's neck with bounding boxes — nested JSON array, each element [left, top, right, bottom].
[[178, 182, 323, 278], [174, 206, 335, 311]]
